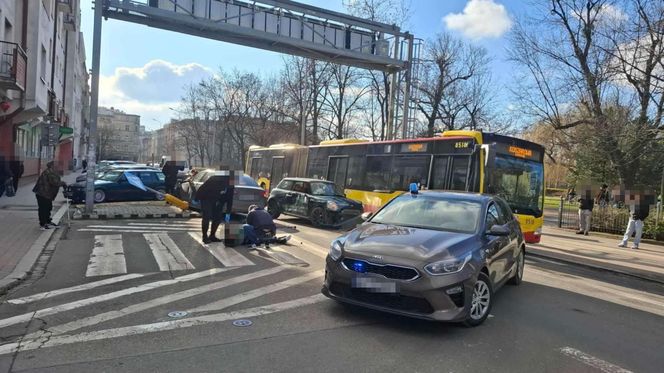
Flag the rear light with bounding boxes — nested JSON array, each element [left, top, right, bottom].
[[263, 190, 269, 198]]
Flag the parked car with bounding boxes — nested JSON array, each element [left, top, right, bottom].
[[322, 191, 525, 327], [76, 164, 155, 183], [267, 178, 363, 227], [176, 169, 266, 214], [66, 169, 166, 204]]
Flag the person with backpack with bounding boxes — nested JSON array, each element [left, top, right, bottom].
[[33, 161, 66, 230]]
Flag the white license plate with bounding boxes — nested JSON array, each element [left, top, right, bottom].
[[352, 276, 398, 293], [239, 194, 255, 201]]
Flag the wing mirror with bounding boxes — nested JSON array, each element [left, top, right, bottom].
[[487, 224, 510, 236], [360, 212, 373, 221]]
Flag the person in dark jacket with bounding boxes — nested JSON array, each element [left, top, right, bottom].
[[82, 159, 88, 172], [8, 156, 24, 192], [0, 155, 10, 198], [243, 205, 291, 247], [618, 194, 651, 249], [33, 161, 66, 230], [577, 189, 594, 235], [161, 161, 178, 194]]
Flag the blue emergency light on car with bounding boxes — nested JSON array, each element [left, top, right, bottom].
[[409, 182, 419, 194], [352, 261, 366, 273]]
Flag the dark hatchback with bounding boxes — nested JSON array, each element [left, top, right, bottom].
[[322, 191, 525, 326], [176, 170, 266, 214], [66, 169, 166, 204], [267, 178, 363, 227]]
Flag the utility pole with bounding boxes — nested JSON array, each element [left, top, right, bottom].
[[401, 34, 414, 139], [386, 35, 401, 140], [85, 1, 103, 213]]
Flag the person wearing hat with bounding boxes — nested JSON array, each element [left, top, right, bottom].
[[33, 161, 66, 230]]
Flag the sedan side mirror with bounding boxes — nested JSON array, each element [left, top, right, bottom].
[[361, 212, 373, 221], [487, 224, 510, 236]]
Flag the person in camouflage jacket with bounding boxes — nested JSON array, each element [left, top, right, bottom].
[[33, 161, 66, 229]]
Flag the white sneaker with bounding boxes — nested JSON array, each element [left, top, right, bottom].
[[250, 244, 257, 249], [632, 246, 639, 250], [47, 223, 60, 229], [40, 225, 50, 231], [283, 234, 291, 242], [617, 243, 627, 248]]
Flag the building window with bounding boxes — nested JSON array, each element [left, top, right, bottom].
[[40, 45, 47, 82], [125, 125, 129, 131]]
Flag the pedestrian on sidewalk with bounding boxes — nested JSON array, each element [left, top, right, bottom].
[[8, 156, 24, 192], [619, 193, 651, 250], [577, 189, 594, 235], [33, 161, 67, 230], [0, 155, 10, 198], [82, 159, 88, 172]]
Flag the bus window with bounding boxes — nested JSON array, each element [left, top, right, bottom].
[[250, 158, 260, 179], [307, 147, 330, 179], [391, 155, 431, 190], [327, 157, 348, 188], [271, 158, 285, 187], [491, 155, 544, 217], [450, 156, 470, 191], [365, 156, 392, 191], [346, 157, 364, 189], [430, 156, 449, 190]]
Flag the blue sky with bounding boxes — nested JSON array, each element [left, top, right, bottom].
[[81, 0, 530, 130]]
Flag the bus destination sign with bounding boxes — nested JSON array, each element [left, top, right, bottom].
[[508, 146, 533, 159]]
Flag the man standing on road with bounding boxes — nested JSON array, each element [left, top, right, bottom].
[[82, 159, 88, 172], [577, 189, 594, 235], [619, 193, 651, 250], [33, 161, 66, 230], [161, 161, 178, 194]]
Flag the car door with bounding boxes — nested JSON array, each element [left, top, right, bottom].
[[270, 179, 293, 213], [138, 172, 159, 200], [294, 182, 312, 216], [492, 201, 518, 282], [109, 172, 131, 201], [483, 202, 510, 284], [285, 181, 307, 215], [496, 198, 522, 278]]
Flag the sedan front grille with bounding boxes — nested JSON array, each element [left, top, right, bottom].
[[342, 258, 419, 281], [329, 282, 434, 314]]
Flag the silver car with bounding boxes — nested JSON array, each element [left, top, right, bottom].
[[322, 191, 525, 327]]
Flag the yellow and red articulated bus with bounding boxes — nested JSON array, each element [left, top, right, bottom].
[[246, 131, 545, 243]]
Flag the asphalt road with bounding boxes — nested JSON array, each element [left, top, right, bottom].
[[0, 215, 663, 372]]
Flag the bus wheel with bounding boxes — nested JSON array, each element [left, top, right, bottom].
[[310, 207, 326, 227], [268, 200, 280, 219]]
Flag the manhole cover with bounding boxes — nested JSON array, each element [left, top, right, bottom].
[[168, 311, 188, 318], [232, 319, 253, 327]]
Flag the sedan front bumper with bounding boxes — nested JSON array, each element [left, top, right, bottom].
[[322, 255, 478, 322]]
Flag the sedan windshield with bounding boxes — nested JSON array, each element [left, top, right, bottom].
[[371, 195, 482, 233], [310, 182, 342, 196]]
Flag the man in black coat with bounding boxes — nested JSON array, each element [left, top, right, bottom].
[[195, 169, 234, 244], [8, 156, 24, 191], [161, 161, 178, 194]]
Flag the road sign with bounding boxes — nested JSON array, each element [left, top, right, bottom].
[[59, 126, 73, 135], [40, 122, 59, 146]]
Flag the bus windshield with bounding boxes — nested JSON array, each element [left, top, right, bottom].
[[491, 156, 544, 217]]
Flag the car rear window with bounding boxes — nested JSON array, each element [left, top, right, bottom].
[[240, 175, 259, 187], [371, 195, 482, 234]]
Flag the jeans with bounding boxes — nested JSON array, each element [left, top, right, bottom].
[[578, 209, 592, 233], [36, 195, 53, 226], [243, 224, 260, 245], [621, 218, 644, 247]]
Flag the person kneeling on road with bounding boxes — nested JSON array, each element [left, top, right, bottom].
[[243, 205, 290, 248]]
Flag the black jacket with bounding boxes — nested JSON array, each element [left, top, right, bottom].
[[247, 207, 276, 234], [632, 204, 650, 221], [578, 197, 594, 211]]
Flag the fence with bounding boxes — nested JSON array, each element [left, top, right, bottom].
[[557, 198, 664, 241]]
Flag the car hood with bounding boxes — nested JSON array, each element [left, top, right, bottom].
[[343, 223, 477, 262], [312, 195, 362, 209]]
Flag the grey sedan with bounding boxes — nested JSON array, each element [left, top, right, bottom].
[[322, 191, 525, 326]]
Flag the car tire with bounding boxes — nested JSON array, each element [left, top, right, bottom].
[[508, 248, 525, 286], [463, 272, 493, 327], [267, 200, 281, 219], [93, 190, 106, 203], [310, 207, 326, 227]]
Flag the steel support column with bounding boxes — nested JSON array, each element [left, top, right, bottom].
[[401, 34, 414, 139], [85, 1, 103, 213]]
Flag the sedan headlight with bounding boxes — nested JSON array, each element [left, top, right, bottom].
[[326, 201, 339, 211], [329, 240, 344, 261], [424, 254, 472, 275]]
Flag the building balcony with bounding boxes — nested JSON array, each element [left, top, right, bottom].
[[0, 41, 27, 92], [57, 0, 72, 13]]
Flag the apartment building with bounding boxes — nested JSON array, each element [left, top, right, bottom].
[[0, 0, 89, 177], [97, 107, 141, 162]]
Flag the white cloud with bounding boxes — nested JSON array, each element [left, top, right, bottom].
[[99, 60, 214, 129], [443, 0, 513, 40]]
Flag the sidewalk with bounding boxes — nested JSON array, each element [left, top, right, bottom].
[[0, 171, 79, 293], [529, 226, 664, 284]]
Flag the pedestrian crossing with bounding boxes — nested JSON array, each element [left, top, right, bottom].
[[77, 221, 303, 277]]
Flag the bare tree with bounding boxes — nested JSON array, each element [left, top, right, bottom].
[[321, 65, 369, 139], [416, 33, 491, 136], [96, 125, 116, 161]]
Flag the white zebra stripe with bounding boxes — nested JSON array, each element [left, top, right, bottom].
[[143, 233, 195, 271], [86, 235, 127, 277]]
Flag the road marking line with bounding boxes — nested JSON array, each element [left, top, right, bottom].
[[0, 294, 326, 355], [128, 222, 200, 227], [79, 229, 169, 233], [253, 246, 309, 266], [84, 225, 196, 231], [143, 233, 195, 271], [191, 270, 323, 313], [0, 268, 233, 330], [188, 232, 255, 267], [7, 274, 146, 305], [559, 347, 633, 373], [86, 235, 127, 277], [289, 235, 329, 259], [43, 267, 287, 335]]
